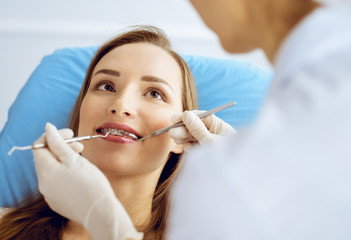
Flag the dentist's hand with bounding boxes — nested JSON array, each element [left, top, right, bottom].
[[32, 123, 143, 240], [169, 110, 236, 151]]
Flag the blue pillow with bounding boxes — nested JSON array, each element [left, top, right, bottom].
[[0, 46, 273, 206]]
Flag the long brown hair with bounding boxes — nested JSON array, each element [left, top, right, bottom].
[[0, 26, 198, 240], [0, 193, 68, 239]]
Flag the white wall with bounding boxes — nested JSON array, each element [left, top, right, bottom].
[[0, 0, 271, 130]]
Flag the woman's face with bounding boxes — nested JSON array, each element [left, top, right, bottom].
[[78, 43, 183, 176]]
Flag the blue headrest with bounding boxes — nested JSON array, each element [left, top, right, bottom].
[[0, 46, 273, 206]]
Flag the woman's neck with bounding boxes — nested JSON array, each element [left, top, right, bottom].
[[63, 221, 91, 240], [63, 167, 163, 239], [106, 171, 162, 230], [251, 0, 321, 62]]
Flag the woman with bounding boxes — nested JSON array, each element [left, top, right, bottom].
[[0, 26, 234, 239]]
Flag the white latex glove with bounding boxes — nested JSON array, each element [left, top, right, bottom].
[[169, 110, 236, 151], [32, 122, 143, 240]]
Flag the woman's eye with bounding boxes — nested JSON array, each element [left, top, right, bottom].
[[145, 89, 165, 101], [96, 81, 116, 92]]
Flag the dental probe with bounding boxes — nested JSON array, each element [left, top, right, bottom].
[[138, 101, 236, 142], [8, 132, 110, 156]]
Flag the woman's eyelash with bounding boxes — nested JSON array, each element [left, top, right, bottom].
[[146, 87, 167, 101], [93, 81, 166, 101], [95, 80, 116, 92]]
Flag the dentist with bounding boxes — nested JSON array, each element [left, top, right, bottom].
[[167, 0, 351, 239], [33, 0, 351, 239]]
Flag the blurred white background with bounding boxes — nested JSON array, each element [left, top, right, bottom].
[[0, 0, 271, 130]]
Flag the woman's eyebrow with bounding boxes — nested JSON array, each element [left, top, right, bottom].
[[93, 70, 175, 92], [94, 69, 120, 77], [141, 76, 174, 92]]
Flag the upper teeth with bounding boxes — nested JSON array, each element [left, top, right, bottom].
[[100, 128, 138, 140]]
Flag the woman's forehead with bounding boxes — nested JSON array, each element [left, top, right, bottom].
[[93, 43, 183, 89], [97, 43, 177, 67]]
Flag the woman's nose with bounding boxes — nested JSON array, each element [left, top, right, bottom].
[[107, 92, 137, 118]]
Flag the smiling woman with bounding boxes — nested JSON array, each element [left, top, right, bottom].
[[0, 25, 199, 240], [78, 42, 186, 175]]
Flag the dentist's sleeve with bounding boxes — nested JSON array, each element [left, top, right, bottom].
[[167, 114, 351, 240]]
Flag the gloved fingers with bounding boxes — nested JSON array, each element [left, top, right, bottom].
[[170, 111, 204, 143], [173, 109, 231, 135], [187, 110, 236, 135], [51, 128, 84, 153], [33, 127, 82, 173], [173, 136, 195, 145], [190, 110, 226, 134], [169, 126, 190, 141], [171, 112, 183, 123], [58, 128, 74, 140], [183, 142, 198, 152], [169, 127, 198, 144], [170, 111, 208, 144], [69, 142, 84, 154], [58, 129, 85, 152], [33, 130, 47, 145], [32, 130, 58, 177], [182, 111, 212, 143], [33, 128, 74, 146], [200, 113, 236, 135], [33, 147, 60, 172], [45, 122, 79, 165], [221, 122, 237, 135], [202, 114, 222, 132]]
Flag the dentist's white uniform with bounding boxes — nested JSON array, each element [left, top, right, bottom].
[[167, 3, 351, 240]]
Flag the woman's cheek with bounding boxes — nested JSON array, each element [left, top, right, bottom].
[[152, 114, 174, 132], [78, 97, 101, 135]]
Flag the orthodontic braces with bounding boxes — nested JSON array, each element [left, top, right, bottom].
[[99, 128, 139, 140]]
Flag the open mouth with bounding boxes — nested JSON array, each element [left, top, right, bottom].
[[96, 128, 141, 141]]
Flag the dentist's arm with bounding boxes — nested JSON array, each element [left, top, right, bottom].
[[169, 110, 236, 151], [32, 123, 143, 240]]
